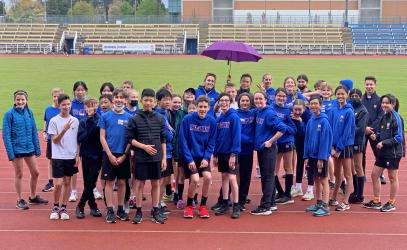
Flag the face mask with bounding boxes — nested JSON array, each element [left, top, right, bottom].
[[130, 100, 138, 107], [297, 85, 306, 91], [350, 97, 361, 106]]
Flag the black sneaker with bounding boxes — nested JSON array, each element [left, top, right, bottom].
[[250, 206, 272, 216], [215, 204, 229, 216], [76, 206, 85, 219], [349, 195, 364, 204], [117, 209, 129, 221], [380, 175, 387, 184], [363, 200, 382, 210], [239, 204, 247, 212], [90, 208, 102, 217], [132, 210, 143, 224], [105, 209, 116, 223], [380, 202, 396, 212], [173, 193, 179, 205], [329, 181, 335, 189], [211, 202, 222, 211], [42, 182, 54, 192], [275, 196, 294, 205], [270, 203, 278, 211], [28, 195, 48, 205], [231, 205, 240, 219], [151, 209, 165, 224], [16, 199, 29, 210], [160, 206, 171, 215]]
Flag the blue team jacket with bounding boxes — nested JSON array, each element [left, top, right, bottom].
[[237, 108, 255, 155], [271, 103, 296, 144], [304, 112, 333, 161], [329, 102, 355, 152], [214, 108, 241, 155]]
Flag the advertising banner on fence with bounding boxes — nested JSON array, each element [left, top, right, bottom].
[[102, 44, 156, 52]]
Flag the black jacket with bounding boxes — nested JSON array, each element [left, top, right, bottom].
[[353, 103, 369, 145], [126, 110, 166, 163], [78, 113, 102, 159], [362, 92, 384, 129], [374, 110, 404, 159]]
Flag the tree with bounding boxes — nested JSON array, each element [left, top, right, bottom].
[[0, 1, 5, 16], [46, 0, 74, 15], [7, 0, 44, 21], [108, 0, 134, 16], [69, 0, 96, 15], [120, 1, 134, 15], [136, 0, 167, 16]]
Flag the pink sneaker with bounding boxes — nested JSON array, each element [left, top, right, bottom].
[[177, 199, 185, 209]]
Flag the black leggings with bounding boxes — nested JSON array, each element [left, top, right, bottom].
[[78, 156, 101, 209], [238, 153, 253, 205], [258, 145, 277, 208], [295, 135, 305, 184]]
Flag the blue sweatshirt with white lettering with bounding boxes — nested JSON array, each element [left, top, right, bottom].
[[237, 108, 255, 155], [304, 112, 333, 161], [329, 102, 355, 152], [254, 106, 288, 151], [179, 112, 217, 164], [214, 108, 241, 155], [271, 103, 297, 144]]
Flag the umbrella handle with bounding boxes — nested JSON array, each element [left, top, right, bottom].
[[228, 60, 232, 76]]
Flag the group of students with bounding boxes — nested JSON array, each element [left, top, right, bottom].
[[2, 73, 405, 224]]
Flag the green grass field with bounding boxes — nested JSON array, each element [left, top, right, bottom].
[[0, 56, 406, 128]]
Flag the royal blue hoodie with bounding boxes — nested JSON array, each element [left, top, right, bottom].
[[179, 112, 217, 163], [254, 106, 288, 151], [321, 99, 333, 113], [285, 91, 306, 109], [294, 107, 312, 137], [237, 108, 255, 155], [156, 107, 175, 159], [214, 108, 241, 155], [329, 102, 355, 152], [266, 87, 276, 105], [70, 98, 87, 122], [271, 103, 297, 144], [304, 112, 333, 161], [195, 85, 219, 110]]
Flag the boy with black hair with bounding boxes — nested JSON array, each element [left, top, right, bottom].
[[75, 97, 103, 219], [237, 73, 252, 95], [155, 88, 175, 215], [126, 88, 167, 224], [99, 88, 132, 223], [180, 96, 216, 219], [48, 94, 79, 220]]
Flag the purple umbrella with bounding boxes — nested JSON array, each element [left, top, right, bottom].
[[201, 41, 262, 74]]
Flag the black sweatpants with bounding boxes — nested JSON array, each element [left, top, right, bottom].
[[258, 145, 277, 208], [238, 153, 253, 205], [78, 156, 102, 209], [295, 135, 305, 184]]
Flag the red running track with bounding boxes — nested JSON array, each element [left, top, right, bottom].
[[0, 133, 406, 250]]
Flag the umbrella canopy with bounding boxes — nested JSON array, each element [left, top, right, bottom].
[[201, 41, 262, 62]]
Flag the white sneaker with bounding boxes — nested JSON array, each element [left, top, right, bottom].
[[302, 190, 314, 201], [160, 200, 166, 208], [256, 166, 261, 178], [50, 207, 59, 220], [69, 191, 77, 202], [60, 208, 70, 220], [291, 187, 303, 197], [93, 188, 103, 200], [124, 201, 130, 214]]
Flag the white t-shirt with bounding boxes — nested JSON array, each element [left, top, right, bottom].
[[48, 114, 79, 160]]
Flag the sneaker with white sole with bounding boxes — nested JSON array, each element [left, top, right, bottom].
[[291, 187, 303, 198], [69, 191, 77, 202], [255, 166, 261, 178], [302, 190, 314, 201], [336, 202, 350, 211], [50, 206, 59, 220], [93, 188, 103, 200], [59, 208, 70, 220]]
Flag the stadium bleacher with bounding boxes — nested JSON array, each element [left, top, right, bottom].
[[350, 24, 407, 45], [0, 23, 58, 54], [206, 24, 345, 55], [67, 24, 199, 54]]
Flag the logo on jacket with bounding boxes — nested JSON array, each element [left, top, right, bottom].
[[340, 115, 344, 122], [374, 105, 377, 108], [386, 123, 390, 129], [240, 117, 254, 125], [317, 123, 321, 131], [218, 122, 230, 129], [256, 117, 264, 125], [118, 119, 128, 126], [190, 124, 210, 132]]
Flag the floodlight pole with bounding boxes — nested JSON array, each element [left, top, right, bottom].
[[308, 0, 311, 24], [43, 0, 47, 23], [344, 0, 349, 26]]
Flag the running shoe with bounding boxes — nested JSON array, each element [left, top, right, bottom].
[[42, 182, 54, 192], [132, 210, 143, 224], [336, 202, 350, 211], [50, 206, 59, 220], [176, 199, 185, 209], [183, 206, 194, 218], [59, 207, 70, 220], [313, 206, 330, 217], [90, 208, 102, 217], [250, 206, 272, 216], [275, 196, 294, 205], [305, 203, 321, 212], [380, 202, 396, 212], [328, 199, 339, 206], [16, 199, 29, 210], [363, 200, 382, 210], [162, 193, 173, 202], [214, 204, 228, 216], [302, 190, 314, 201], [151, 209, 165, 224], [105, 209, 116, 223], [380, 175, 387, 184], [291, 187, 303, 198], [76, 206, 85, 219], [198, 205, 210, 218], [231, 205, 240, 219], [93, 188, 103, 200], [28, 195, 48, 205], [117, 209, 129, 221], [68, 191, 77, 202]]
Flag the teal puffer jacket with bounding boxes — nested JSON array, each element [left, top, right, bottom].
[[2, 106, 40, 161]]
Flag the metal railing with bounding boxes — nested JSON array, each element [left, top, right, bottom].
[[1, 15, 407, 25]]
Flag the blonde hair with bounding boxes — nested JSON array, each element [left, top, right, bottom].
[[51, 88, 64, 95]]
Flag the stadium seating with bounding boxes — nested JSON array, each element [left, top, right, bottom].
[[350, 24, 407, 45], [207, 24, 345, 54], [0, 23, 58, 54], [67, 24, 199, 54]]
